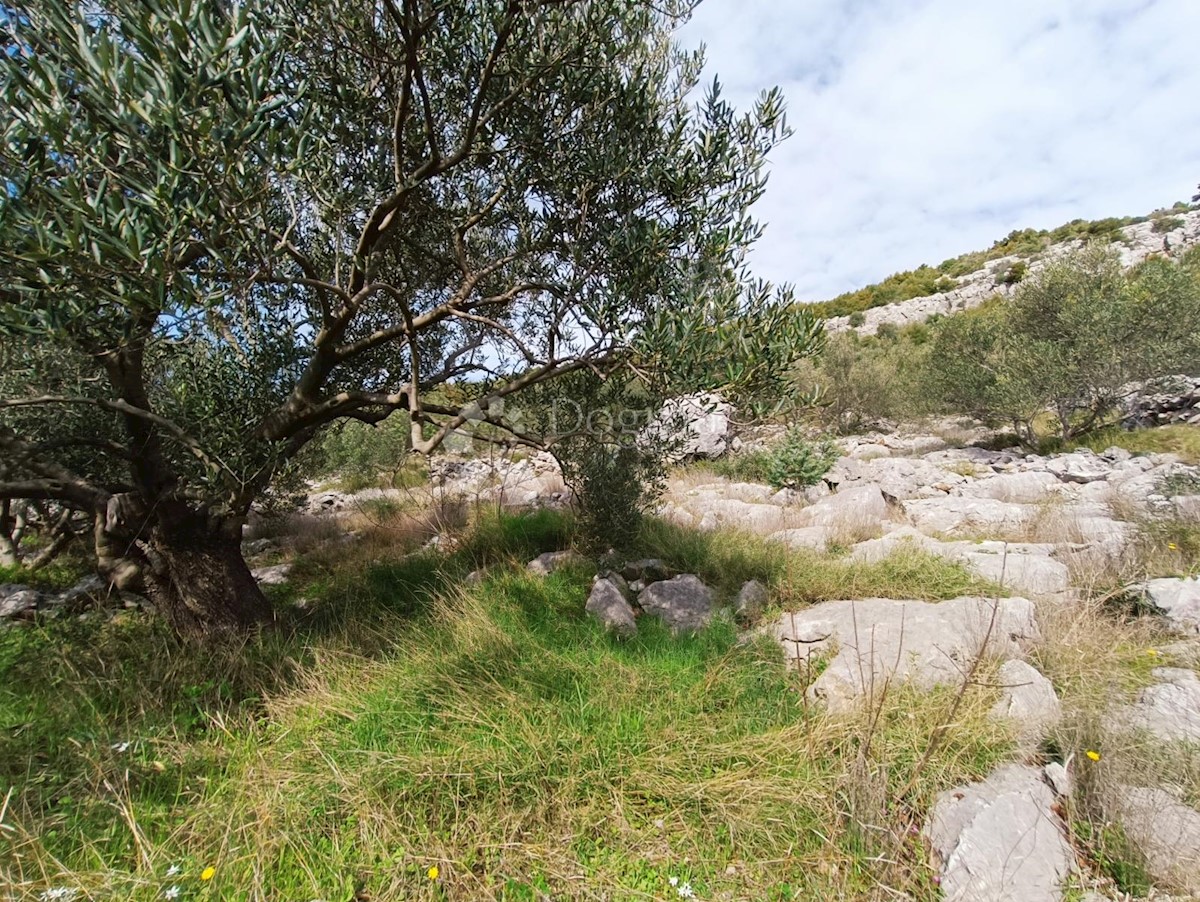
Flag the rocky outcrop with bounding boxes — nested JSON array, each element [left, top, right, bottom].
[[1134, 576, 1200, 635], [648, 392, 736, 459], [1122, 374, 1200, 428], [770, 596, 1039, 711], [926, 764, 1074, 902], [639, 574, 714, 635], [1110, 785, 1200, 895], [824, 209, 1200, 337]]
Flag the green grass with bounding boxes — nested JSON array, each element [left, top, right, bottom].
[[1, 511, 1021, 900], [1062, 423, 1200, 465]]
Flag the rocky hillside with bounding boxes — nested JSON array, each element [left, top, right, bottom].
[[823, 208, 1200, 337]]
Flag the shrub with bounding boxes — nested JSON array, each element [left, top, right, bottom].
[[1151, 216, 1184, 234], [925, 246, 1200, 444], [557, 440, 666, 554], [761, 430, 840, 490]]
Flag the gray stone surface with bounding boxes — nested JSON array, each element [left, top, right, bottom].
[[585, 576, 637, 639], [639, 574, 714, 635], [770, 596, 1040, 711], [621, 558, 671, 583], [926, 764, 1073, 902], [1111, 785, 1200, 894], [251, 563, 293, 586], [1119, 667, 1200, 742], [1136, 577, 1200, 635], [990, 659, 1061, 746], [904, 497, 1032, 537], [734, 579, 769, 623], [527, 550, 587, 576], [794, 483, 892, 531], [652, 393, 734, 459], [0, 584, 42, 619]]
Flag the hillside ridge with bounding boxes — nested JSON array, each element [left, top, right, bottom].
[[819, 207, 1200, 337]]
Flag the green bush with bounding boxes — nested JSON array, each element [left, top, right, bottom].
[[925, 246, 1200, 444], [557, 440, 666, 554], [716, 429, 839, 490], [1152, 216, 1184, 234]]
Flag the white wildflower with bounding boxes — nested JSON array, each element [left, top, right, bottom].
[[163, 887, 180, 900], [677, 882, 695, 899], [110, 741, 131, 753], [668, 876, 679, 886], [39, 890, 79, 902], [165, 865, 180, 877]]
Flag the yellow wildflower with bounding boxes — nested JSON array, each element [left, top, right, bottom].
[[1168, 542, 1179, 551], [200, 867, 216, 881], [427, 865, 439, 881], [1147, 648, 1159, 656], [1086, 750, 1101, 762]]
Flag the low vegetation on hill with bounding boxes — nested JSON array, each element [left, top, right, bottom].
[[794, 245, 1200, 444], [806, 204, 1196, 320]]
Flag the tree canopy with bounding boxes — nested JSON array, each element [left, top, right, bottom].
[[0, 0, 819, 633]]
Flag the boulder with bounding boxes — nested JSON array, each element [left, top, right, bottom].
[[795, 483, 892, 532], [1118, 667, 1200, 742], [768, 526, 833, 551], [1135, 576, 1200, 635], [693, 499, 791, 535], [585, 576, 637, 639], [961, 548, 1070, 597], [926, 764, 1073, 902], [251, 563, 293, 586], [652, 393, 734, 459], [0, 584, 42, 619], [734, 580, 769, 623], [1110, 785, 1200, 894], [621, 558, 671, 583], [527, 550, 587, 576], [989, 659, 1061, 746], [771, 596, 1040, 712], [639, 574, 714, 635], [1046, 451, 1112, 484]]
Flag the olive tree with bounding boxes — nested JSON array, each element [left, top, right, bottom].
[[927, 245, 1200, 444], [0, 1, 821, 634]]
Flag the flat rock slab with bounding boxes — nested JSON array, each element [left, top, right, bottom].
[[251, 563, 293, 586], [1111, 785, 1200, 894], [770, 596, 1039, 711], [1136, 576, 1200, 635], [1117, 667, 1200, 742], [639, 574, 714, 635], [926, 764, 1073, 902], [795, 483, 892, 532], [904, 497, 1032, 537], [851, 530, 1070, 597]]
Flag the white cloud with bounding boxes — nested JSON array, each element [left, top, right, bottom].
[[677, 0, 1200, 300]]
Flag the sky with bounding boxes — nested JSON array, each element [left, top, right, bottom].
[[676, 0, 1200, 302]]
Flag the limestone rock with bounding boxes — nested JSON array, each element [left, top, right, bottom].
[[904, 497, 1032, 537], [639, 574, 714, 635], [0, 584, 42, 619], [1135, 577, 1200, 635], [651, 393, 734, 459], [926, 764, 1073, 902], [990, 659, 1061, 745], [771, 596, 1040, 711], [1110, 785, 1200, 894], [621, 558, 671, 583], [795, 483, 892, 532], [734, 579, 769, 623], [527, 550, 587, 576], [1119, 667, 1200, 742], [768, 526, 833, 551], [251, 563, 293, 586], [585, 576, 637, 639]]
